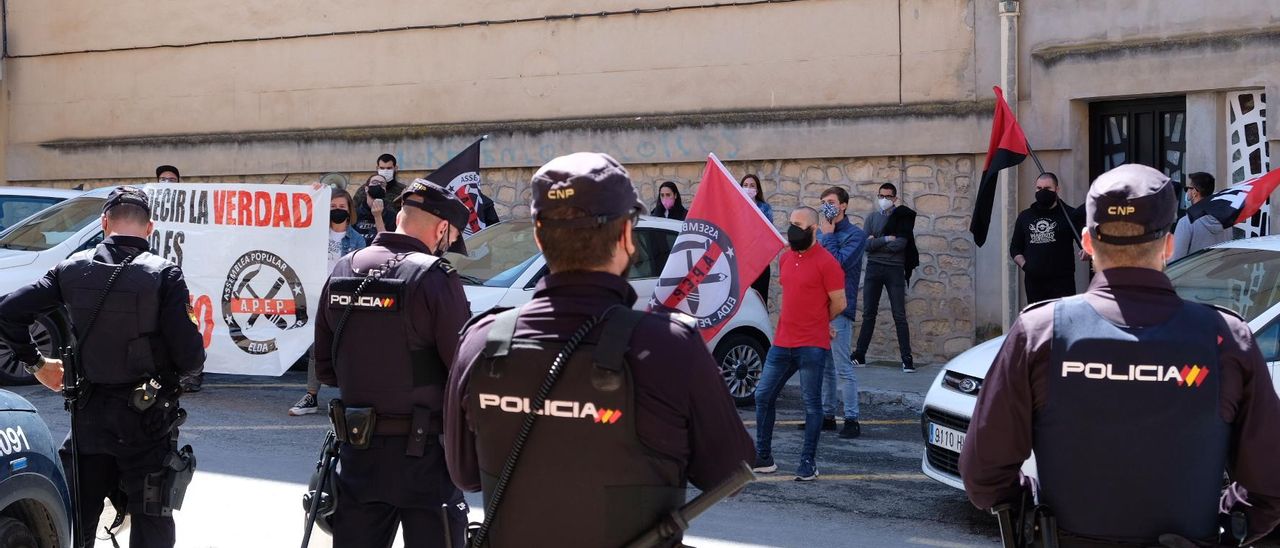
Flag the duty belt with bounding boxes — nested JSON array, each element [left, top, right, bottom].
[[374, 415, 413, 436]]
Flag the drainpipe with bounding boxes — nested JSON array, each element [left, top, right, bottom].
[[998, 0, 1021, 330]]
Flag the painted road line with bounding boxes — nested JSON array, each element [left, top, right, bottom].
[[907, 537, 990, 548], [199, 384, 308, 389], [740, 419, 916, 426], [184, 424, 329, 431], [752, 473, 929, 483]]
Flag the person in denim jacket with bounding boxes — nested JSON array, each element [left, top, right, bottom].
[[816, 187, 868, 439]]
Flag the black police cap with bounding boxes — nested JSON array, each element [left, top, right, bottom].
[[396, 179, 470, 254], [1086, 164, 1177, 246], [104, 186, 152, 216], [529, 152, 645, 228]]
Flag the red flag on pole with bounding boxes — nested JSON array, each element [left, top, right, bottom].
[[969, 86, 1031, 247], [1191, 167, 1280, 227], [648, 154, 785, 342]]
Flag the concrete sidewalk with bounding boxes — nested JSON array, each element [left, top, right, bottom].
[[779, 360, 939, 413]]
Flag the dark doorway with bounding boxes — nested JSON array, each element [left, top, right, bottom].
[[1089, 96, 1188, 210]]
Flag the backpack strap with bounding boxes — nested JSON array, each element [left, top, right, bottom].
[[482, 308, 523, 360], [591, 306, 647, 372]]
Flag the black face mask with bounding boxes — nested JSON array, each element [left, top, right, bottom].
[[1035, 188, 1056, 208], [368, 185, 387, 200], [787, 225, 814, 251], [329, 209, 350, 225]]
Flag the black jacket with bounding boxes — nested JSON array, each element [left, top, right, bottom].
[[881, 206, 920, 282], [1009, 201, 1084, 279]]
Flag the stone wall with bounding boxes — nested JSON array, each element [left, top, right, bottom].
[[36, 152, 977, 364]]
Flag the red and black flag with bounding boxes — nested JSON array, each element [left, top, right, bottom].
[[969, 86, 1030, 247], [1187, 167, 1280, 228], [426, 137, 497, 236]]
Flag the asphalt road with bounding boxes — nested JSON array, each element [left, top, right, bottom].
[[10, 370, 1004, 548]]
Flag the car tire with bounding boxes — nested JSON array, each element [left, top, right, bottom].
[[713, 332, 766, 407], [0, 517, 38, 548], [0, 313, 65, 386]]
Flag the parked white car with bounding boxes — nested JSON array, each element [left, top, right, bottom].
[[446, 217, 773, 405], [921, 236, 1280, 489], [0, 187, 81, 233], [0, 188, 110, 383]]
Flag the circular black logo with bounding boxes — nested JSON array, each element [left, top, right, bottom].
[[221, 250, 309, 355], [649, 219, 740, 330]]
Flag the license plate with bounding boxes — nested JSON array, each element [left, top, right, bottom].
[[928, 423, 966, 453]]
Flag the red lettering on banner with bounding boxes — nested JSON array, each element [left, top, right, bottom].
[[236, 191, 252, 226], [213, 191, 226, 225], [292, 193, 313, 228], [229, 298, 298, 315], [254, 192, 272, 227], [273, 194, 292, 228], [189, 294, 215, 349]]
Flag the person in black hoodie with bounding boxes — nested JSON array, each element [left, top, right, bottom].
[[650, 181, 688, 221], [1009, 172, 1086, 304]]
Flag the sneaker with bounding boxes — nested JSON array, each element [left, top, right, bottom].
[[289, 393, 319, 416], [751, 455, 777, 474], [795, 416, 838, 431], [851, 356, 867, 368], [794, 461, 819, 481], [839, 420, 862, 439], [902, 361, 916, 374]]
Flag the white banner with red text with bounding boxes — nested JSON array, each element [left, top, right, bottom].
[[145, 183, 330, 376]]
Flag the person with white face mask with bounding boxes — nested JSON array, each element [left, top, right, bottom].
[[853, 183, 917, 373], [353, 154, 409, 246], [740, 174, 775, 306]]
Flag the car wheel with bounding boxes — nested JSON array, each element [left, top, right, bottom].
[[714, 332, 766, 407], [0, 517, 38, 548], [0, 314, 64, 386]]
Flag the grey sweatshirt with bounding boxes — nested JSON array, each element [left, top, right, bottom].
[[1170, 213, 1233, 261], [865, 208, 906, 266]]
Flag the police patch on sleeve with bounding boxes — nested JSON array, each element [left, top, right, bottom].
[[186, 302, 198, 325]]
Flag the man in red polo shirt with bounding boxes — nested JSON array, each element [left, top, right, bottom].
[[752, 206, 847, 481]]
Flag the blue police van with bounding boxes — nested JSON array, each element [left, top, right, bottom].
[[0, 389, 71, 548]]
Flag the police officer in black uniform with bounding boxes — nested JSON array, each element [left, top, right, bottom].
[[314, 179, 470, 547], [0, 187, 204, 548], [444, 152, 754, 547], [960, 164, 1280, 547]]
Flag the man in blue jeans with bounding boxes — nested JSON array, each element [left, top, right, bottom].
[[817, 187, 867, 439], [853, 183, 917, 373], [754, 206, 847, 481]]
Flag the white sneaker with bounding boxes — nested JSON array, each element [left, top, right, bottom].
[[289, 393, 319, 416]]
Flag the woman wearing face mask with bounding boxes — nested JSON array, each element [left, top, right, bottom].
[[651, 181, 688, 220], [352, 174, 408, 246], [741, 174, 775, 306], [290, 187, 368, 416]]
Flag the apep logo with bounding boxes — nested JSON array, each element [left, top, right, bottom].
[[650, 219, 740, 331], [221, 250, 308, 355], [1028, 218, 1057, 244], [478, 394, 623, 425], [1061, 361, 1210, 388]]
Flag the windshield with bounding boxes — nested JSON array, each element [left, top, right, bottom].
[[0, 196, 104, 252], [1168, 247, 1280, 322], [445, 221, 541, 287], [0, 195, 65, 232]]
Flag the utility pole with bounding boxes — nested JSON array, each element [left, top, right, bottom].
[[998, 0, 1021, 330]]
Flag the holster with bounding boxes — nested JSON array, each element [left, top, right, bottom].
[[406, 406, 441, 458], [330, 401, 376, 450], [142, 443, 196, 517]]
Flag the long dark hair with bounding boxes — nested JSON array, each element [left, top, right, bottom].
[[740, 173, 766, 204], [651, 181, 687, 217]]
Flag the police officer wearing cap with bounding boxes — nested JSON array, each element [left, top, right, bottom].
[[444, 152, 754, 547], [960, 164, 1280, 547], [0, 187, 204, 548], [314, 179, 470, 547]]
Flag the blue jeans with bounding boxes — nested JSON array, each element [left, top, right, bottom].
[[754, 346, 827, 465], [822, 315, 859, 420]]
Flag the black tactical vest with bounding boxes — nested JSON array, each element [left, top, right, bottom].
[[467, 306, 686, 547], [1036, 297, 1229, 543], [326, 251, 450, 417], [59, 248, 169, 385]]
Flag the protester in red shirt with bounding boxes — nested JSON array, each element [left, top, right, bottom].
[[752, 206, 846, 481]]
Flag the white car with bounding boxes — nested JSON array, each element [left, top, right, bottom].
[[0, 187, 81, 233], [921, 236, 1280, 489], [446, 217, 773, 405], [0, 188, 110, 384]]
